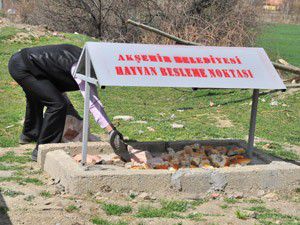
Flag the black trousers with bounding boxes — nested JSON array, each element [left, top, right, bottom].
[[8, 52, 80, 145]]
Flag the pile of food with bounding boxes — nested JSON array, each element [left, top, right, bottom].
[[72, 143, 252, 170], [127, 144, 251, 170]]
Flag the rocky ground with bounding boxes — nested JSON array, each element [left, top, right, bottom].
[[0, 145, 299, 225]]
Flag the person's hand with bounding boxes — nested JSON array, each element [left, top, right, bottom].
[[109, 129, 131, 162]]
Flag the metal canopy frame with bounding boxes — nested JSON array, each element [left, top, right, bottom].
[[76, 48, 260, 166]]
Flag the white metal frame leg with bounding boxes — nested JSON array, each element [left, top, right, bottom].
[[81, 50, 91, 166]]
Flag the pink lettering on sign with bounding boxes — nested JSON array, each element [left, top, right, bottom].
[[115, 53, 255, 79]]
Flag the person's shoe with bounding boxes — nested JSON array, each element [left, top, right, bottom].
[[19, 134, 35, 145], [31, 147, 38, 162], [109, 129, 131, 162]]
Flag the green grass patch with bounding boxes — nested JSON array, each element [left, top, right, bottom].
[[186, 212, 206, 222], [65, 205, 79, 213], [91, 218, 128, 225], [0, 176, 43, 185], [247, 206, 272, 213], [0, 151, 31, 164], [135, 205, 182, 219], [256, 24, 300, 67], [189, 198, 208, 207], [257, 142, 300, 161], [0, 163, 25, 171], [220, 204, 229, 209], [235, 210, 249, 220], [22, 178, 43, 186], [1, 189, 25, 197], [0, 27, 22, 42], [135, 205, 165, 218], [135, 202, 221, 220], [256, 212, 299, 220], [0, 10, 6, 17], [246, 205, 300, 224], [129, 193, 137, 199], [224, 197, 239, 204], [101, 203, 132, 216], [0, 176, 22, 183], [259, 219, 299, 225], [24, 195, 35, 202], [187, 212, 223, 221], [243, 198, 264, 204], [161, 200, 189, 212], [39, 191, 52, 198]]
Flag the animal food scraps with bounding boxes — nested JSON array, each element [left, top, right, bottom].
[[127, 144, 251, 170], [73, 153, 125, 166], [73, 154, 102, 165]]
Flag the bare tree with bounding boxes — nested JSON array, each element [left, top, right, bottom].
[[28, 0, 160, 41], [18, 0, 262, 47]]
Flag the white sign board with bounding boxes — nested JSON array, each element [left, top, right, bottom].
[[77, 42, 286, 90]]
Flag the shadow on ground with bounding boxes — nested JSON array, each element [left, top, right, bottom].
[[0, 193, 12, 225]]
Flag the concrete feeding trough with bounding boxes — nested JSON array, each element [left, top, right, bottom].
[[38, 140, 300, 195], [75, 42, 286, 164], [38, 42, 299, 195]]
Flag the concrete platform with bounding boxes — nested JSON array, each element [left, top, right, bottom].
[[38, 140, 300, 195]]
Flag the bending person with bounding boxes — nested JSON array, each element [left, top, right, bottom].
[[8, 44, 130, 162]]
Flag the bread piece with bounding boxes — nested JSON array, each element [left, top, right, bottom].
[[161, 153, 173, 162], [229, 156, 238, 165], [191, 157, 201, 167], [131, 163, 151, 170], [203, 164, 214, 169], [175, 150, 186, 158], [237, 148, 246, 154], [237, 158, 251, 166], [205, 147, 219, 156], [235, 155, 245, 159], [177, 153, 190, 164], [208, 154, 229, 168], [184, 146, 194, 155], [180, 159, 191, 168], [167, 147, 176, 155], [192, 151, 205, 158], [169, 158, 180, 170], [129, 148, 153, 164], [193, 144, 205, 155], [216, 146, 228, 155], [73, 154, 102, 165], [193, 143, 200, 150], [201, 159, 211, 167], [227, 147, 246, 156], [148, 157, 165, 167], [154, 162, 170, 170], [204, 145, 214, 151], [201, 155, 209, 160]]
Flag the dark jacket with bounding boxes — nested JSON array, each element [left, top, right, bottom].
[[20, 44, 82, 92]]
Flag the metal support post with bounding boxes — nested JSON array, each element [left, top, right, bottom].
[[81, 50, 91, 166], [247, 89, 260, 158]]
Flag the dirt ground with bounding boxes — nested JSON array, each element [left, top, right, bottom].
[[0, 145, 299, 225]]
